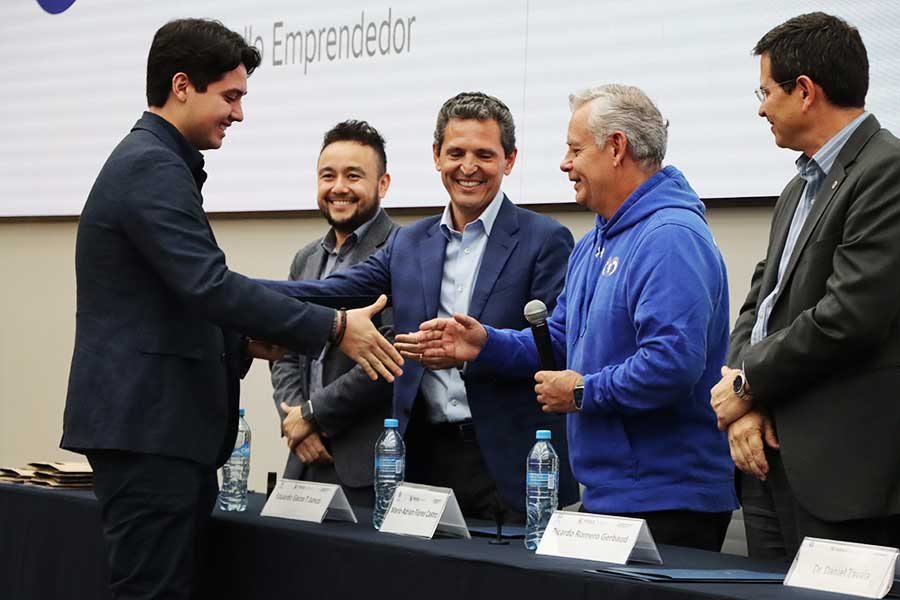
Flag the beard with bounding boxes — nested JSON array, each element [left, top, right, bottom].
[[320, 192, 380, 234]]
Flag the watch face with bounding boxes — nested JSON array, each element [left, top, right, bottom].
[[573, 387, 584, 410], [732, 374, 744, 395]]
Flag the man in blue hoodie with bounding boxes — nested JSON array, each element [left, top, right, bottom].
[[397, 84, 738, 551]]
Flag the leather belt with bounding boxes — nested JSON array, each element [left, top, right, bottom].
[[427, 420, 477, 442]]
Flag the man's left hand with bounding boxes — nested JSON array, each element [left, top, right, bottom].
[[535, 370, 582, 413], [727, 409, 779, 481], [711, 366, 753, 431]]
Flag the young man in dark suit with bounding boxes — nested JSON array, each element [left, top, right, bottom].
[[711, 12, 900, 558], [273, 121, 399, 507], [62, 20, 401, 599]]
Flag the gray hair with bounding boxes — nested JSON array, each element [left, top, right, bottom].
[[568, 84, 668, 171], [434, 92, 516, 156]]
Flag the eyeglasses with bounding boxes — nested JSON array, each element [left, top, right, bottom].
[[754, 79, 797, 102]]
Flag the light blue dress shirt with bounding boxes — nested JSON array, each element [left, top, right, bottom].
[[750, 112, 869, 346], [419, 189, 505, 423]]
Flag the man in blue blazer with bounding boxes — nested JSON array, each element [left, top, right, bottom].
[[270, 92, 578, 519]]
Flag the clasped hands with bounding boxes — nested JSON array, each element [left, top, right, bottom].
[[710, 366, 779, 481], [280, 401, 333, 465], [394, 313, 582, 414]]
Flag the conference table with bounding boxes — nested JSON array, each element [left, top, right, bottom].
[[1, 482, 894, 599]]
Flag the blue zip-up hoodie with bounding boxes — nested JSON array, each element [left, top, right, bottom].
[[474, 166, 738, 514]]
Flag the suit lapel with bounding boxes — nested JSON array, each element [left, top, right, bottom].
[[760, 178, 804, 300], [347, 210, 395, 265], [419, 219, 446, 319], [301, 243, 326, 281], [469, 197, 519, 321], [773, 115, 881, 304], [775, 166, 847, 297]]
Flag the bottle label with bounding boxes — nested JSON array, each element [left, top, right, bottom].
[[376, 456, 405, 475], [234, 443, 250, 458], [527, 472, 556, 490]]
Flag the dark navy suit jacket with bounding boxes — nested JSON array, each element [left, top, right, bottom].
[[63, 112, 335, 467], [261, 196, 579, 510]]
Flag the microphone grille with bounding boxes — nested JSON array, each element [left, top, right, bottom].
[[524, 299, 548, 325]]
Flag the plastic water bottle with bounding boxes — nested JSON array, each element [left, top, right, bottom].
[[219, 408, 251, 511], [373, 418, 405, 529], [525, 429, 559, 550]]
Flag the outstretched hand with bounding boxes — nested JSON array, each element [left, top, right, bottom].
[[394, 313, 487, 367], [339, 294, 404, 381]]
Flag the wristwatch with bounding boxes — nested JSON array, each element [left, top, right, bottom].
[[573, 378, 585, 411], [732, 370, 751, 401], [299, 400, 316, 424]]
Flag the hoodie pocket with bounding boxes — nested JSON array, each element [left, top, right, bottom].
[[571, 413, 638, 486]]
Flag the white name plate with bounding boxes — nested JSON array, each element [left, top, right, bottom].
[[537, 511, 662, 565], [785, 536, 899, 598], [260, 479, 357, 524], [378, 482, 470, 539]]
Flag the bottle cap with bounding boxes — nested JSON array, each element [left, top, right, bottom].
[[239, 408, 245, 417], [536, 429, 551, 440], [384, 418, 399, 428]]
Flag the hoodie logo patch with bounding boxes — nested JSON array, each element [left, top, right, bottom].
[[601, 256, 619, 277]]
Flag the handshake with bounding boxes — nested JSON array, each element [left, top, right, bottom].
[[279, 311, 581, 462], [253, 301, 489, 385], [277, 312, 487, 463], [250, 294, 408, 381]]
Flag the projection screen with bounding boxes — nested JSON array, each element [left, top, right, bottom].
[[3, 0, 899, 216]]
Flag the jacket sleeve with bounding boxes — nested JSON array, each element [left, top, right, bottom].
[[256, 234, 395, 299], [119, 152, 334, 354]]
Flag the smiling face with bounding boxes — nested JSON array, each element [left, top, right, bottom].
[[316, 140, 389, 233], [560, 103, 616, 216], [433, 118, 517, 228], [179, 63, 247, 150]]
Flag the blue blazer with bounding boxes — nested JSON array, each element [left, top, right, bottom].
[[262, 196, 579, 510]]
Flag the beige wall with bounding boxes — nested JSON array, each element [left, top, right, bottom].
[[0, 205, 771, 492]]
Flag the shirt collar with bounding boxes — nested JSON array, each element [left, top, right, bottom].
[[796, 111, 869, 179], [321, 207, 384, 254], [137, 111, 207, 188], [439, 188, 505, 240]]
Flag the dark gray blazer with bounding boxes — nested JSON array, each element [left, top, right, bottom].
[[271, 209, 399, 487], [728, 115, 900, 521]]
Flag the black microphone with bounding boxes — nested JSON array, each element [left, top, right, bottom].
[[524, 299, 556, 371]]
